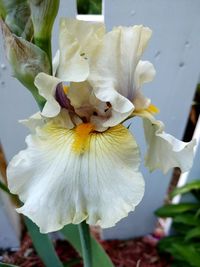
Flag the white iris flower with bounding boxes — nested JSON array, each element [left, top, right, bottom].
[[7, 19, 195, 233]]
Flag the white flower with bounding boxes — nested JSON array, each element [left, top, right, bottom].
[[8, 118, 144, 233], [7, 19, 195, 233], [35, 19, 155, 130]]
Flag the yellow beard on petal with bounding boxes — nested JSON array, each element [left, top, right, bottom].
[[132, 103, 159, 117], [146, 104, 159, 114], [72, 123, 95, 154], [63, 85, 69, 94]]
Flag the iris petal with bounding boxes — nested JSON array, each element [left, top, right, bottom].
[[134, 111, 196, 174], [7, 119, 144, 233]]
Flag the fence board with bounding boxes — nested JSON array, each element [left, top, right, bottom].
[[0, 0, 77, 248], [1, 0, 200, 244], [103, 0, 200, 239], [0, 173, 20, 249]]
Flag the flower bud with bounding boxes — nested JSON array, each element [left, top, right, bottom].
[[0, 0, 33, 40], [29, 0, 60, 62], [1, 19, 50, 109]]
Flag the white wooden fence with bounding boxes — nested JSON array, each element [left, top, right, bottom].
[[0, 0, 200, 248]]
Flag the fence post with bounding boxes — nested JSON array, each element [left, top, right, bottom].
[[102, 0, 200, 239], [0, 0, 77, 248]]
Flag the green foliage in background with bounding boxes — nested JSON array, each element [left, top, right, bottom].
[[155, 180, 200, 267], [77, 0, 102, 14]]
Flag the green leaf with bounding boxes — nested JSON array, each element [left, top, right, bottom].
[[0, 180, 19, 204], [63, 259, 81, 267], [158, 236, 184, 255], [77, 0, 102, 14], [61, 225, 114, 267], [173, 214, 200, 226], [170, 180, 200, 198], [0, 180, 10, 194], [158, 237, 200, 267], [155, 203, 200, 218], [0, 264, 19, 267], [171, 260, 193, 267], [185, 227, 200, 241], [172, 243, 200, 267], [172, 222, 191, 235], [24, 216, 63, 267], [195, 208, 200, 218]]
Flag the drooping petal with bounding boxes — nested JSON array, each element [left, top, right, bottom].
[[136, 111, 196, 174], [57, 18, 105, 81], [34, 72, 61, 117], [133, 60, 156, 110], [7, 120, 144, 233]]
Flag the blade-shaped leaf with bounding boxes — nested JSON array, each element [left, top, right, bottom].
[[170, 180, 200, 198], [24, 216, 63, 267], [171, 260, 193, 267], [0, 180, 19, 204], [155, 203, 200, 218], [185, 227, 200, 241], [61, 225, 114, 267], [172, 222, 191, 235], [173, 214, 200, 226], [158, 236, 184, 254], [172, 243, 200, 267], [158, 237, 200, 267], [63, 259, 81, 267], [0, 180, 10, 194]]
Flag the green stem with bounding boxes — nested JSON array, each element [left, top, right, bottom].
[[78, 221, 92, 267], [34, 36, 52, 74]]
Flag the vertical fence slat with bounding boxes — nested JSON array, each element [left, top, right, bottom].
[[0, 0, 77, 249], [0, 173, 20, 249], [102, 0, 200, 239], [0, 0, 77, 162]]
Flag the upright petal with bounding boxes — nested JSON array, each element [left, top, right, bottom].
[[133, 60, 156, 111], [89, 25, 152, 98], [88, 25, 152, 126], [137, 111, 196, 174], [52, 50, 60, 76], [7, 120, 144, 233], [57, 18, 105, 81]]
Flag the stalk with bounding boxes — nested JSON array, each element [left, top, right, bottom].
[[78, 221, 92, 267]]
